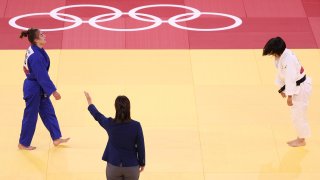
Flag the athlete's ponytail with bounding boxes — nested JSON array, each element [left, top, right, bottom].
[[19, 28, 39, 44], [19, 30, 29, 38]]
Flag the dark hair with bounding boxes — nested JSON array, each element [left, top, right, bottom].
[[114, 96, 131, 123], [263, 37, 286, 56], [20, 28, 39, 44]]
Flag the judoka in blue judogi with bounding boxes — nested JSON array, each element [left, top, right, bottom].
[[19, 29, 69, 150]]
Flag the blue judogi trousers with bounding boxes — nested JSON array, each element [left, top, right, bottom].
[[19, 79, 62, 147]]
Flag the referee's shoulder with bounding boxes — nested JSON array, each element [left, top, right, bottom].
[[130, 119, 142, 126]]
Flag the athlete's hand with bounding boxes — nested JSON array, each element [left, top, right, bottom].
[[23, 66, 30, 75], [287, 96, 293, 106], [280, 92, 286, 98], [53, 91, 61, 100], [84, 91, 93, 105]]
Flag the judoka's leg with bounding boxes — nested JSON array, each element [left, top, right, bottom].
[[287, 83, 312, 147], [291, 104, 311, 139], [19, 93, 41, 149], [39, 97, 61, 140], [39, 97, 69, 146]]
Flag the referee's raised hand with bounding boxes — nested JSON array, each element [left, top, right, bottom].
[[84, 91, 93, 105]]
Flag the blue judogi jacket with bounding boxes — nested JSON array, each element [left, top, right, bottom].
[[88, 104, 146, 167], [24, 45, 57, 96]]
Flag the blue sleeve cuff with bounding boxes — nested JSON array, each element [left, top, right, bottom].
[[46, 87, 57, 96], [88, 104, 96, 113]]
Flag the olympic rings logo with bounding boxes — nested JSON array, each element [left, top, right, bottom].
[[9, 4, 243, 32]]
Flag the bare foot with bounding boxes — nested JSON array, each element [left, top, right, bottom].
[[288, 138, 306, 147], [53, 138, 70, 146], [18, 144, 36, 150], [287, 138, 298, 145]]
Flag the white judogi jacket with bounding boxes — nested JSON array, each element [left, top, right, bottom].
[[275, 49, 306, 96]]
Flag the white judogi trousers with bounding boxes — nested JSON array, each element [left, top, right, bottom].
[[291, 77, 312, 138]]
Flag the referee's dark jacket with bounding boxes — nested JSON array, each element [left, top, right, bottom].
[[88, 104, 145, 167]]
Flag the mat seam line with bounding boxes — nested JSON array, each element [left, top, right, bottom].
[[3, 0, 9, 17], [188, 49, 206, 179]]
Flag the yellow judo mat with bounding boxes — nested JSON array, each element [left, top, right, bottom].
[[0, 49, 319, 180]]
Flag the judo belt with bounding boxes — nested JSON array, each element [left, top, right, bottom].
[[26, 78, 36, 81], [26, 78, 48, 97], [278, 75, 306, 93]]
